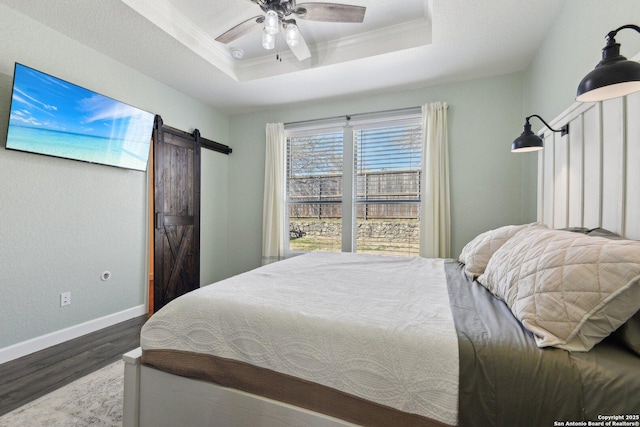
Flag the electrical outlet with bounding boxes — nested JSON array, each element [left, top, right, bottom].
[[60, 292, 71, 307]]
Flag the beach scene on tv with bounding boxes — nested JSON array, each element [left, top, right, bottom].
[[6, 64, 154, 171]]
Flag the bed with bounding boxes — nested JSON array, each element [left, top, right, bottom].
[[124, 233, 640, 426], [123, 94, 640, 427]]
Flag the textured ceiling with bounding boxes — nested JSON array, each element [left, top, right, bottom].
[[0, 0, 566, 115]]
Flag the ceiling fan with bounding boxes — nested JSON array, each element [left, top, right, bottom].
[[215, 0, 367, 61]]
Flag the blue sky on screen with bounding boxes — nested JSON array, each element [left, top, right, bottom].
[[9, 64, 153, 142]]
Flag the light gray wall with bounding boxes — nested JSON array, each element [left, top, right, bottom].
[[519, 0, 640, 220], [228, 0, 640, 277], [5, 0, 639, 353], [227, 72, 526, 276], [201, 148, 229, 284], [0, 4, 229, 349]]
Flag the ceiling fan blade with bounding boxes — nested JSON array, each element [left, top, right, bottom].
[[215, 16, 263, 44], [288, 29, 311, 61], [294, 3, 366, 23]]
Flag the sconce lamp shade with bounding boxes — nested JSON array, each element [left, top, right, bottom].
[[577, 25, 640, 102], [512, 115, 569, 153], [512, 122, 543, 152]]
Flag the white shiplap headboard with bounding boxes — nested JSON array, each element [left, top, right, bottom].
[[537, 91, 640, 240]]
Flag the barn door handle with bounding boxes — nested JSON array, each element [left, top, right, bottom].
[[155, 212, 162, 229]]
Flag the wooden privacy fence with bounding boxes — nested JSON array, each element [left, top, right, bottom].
[[288, 170, 420, 219]]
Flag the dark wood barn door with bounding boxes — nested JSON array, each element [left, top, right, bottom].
[[153, 116, 201, 311]]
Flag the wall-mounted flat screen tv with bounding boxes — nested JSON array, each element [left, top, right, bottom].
[[5, 63, 155, 171]]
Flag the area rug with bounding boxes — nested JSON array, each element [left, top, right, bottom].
[[0, 361, 124, 427]]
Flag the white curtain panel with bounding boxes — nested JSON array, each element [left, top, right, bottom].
[[262, 123, 286, 265], [420, 102, 451, 258]]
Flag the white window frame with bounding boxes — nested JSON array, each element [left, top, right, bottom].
[[284, 111, 422, 256]]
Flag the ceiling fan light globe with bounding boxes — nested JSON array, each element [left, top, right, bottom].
[[262, 29, 275, 50], [285, 23, 300, 47], [264, 10, 280, 35]]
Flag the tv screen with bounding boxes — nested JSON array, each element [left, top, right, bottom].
[[5, 63, 155, 171]]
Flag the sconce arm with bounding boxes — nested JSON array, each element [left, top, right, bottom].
[[606, 24, 640, 42], [526, 114, 569, 136]]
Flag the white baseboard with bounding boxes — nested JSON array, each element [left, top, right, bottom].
[[0, 305, 147, 364]]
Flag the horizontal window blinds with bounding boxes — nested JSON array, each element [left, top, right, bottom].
[[287, 131, 343, 239], [354, 122, 422, 203], [287, 131, 343, 203], [284, 111, 422, 256]]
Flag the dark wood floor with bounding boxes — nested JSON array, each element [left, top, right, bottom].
[[0, 314, 148, 417]]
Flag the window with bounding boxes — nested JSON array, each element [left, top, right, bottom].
[[354, 121, 422, 255], [286, 114, 422, 256], [287, 128, 343, 252]]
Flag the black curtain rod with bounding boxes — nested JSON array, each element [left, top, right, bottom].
[[284, 106, 422, 127]]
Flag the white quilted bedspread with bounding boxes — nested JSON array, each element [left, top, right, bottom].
[[141, 252, 459, 425]]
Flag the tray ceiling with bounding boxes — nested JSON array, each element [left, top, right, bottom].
[[0, 0, 566, 114]]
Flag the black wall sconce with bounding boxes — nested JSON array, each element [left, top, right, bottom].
[[511, 115, 569, 153], [577, 24, 640, 102]]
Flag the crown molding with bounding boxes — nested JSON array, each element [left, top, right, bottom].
[[120, 0, 238, 80], [120, 0, 431, 83], [237, 18, 432, 81]]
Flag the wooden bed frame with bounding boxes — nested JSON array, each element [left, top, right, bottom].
[[123, 91, 640, 427], [537, 91, 640, 240], [123, 348, 357, 427]]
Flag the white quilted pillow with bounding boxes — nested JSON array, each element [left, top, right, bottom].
[[458, 223, 545, 278], [478, 228, 640, 352]]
